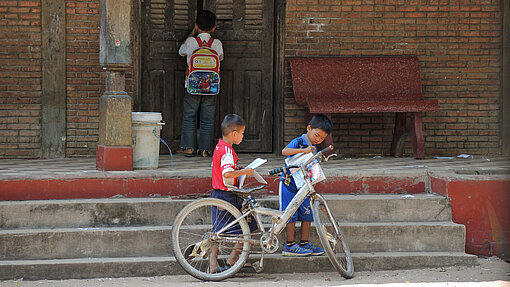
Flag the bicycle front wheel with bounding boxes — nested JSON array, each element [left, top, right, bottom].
[[171, 198, 251, 281], [312, 195, 354, 278]]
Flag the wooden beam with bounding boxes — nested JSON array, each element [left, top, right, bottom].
[[503, 0, 510, 155], [273, 0, 286, 153], [100, 0, 132, 66], [41, 0, 66, 157]]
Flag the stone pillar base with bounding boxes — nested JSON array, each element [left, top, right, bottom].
[[96, 145, 133, 171]]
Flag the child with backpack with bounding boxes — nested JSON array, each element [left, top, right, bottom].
[[178, 10, 223, 157]]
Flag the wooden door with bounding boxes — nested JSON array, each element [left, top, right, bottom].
[[141, 0, 274, 152]]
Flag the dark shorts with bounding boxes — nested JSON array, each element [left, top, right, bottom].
[[210, 189, 258, 234], [279, 181, 314, 223]]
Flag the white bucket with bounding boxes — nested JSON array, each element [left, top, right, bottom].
[[132, 112, 165, 169]]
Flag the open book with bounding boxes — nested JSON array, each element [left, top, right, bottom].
[[238, 158, 268, 188], [285, 152, 326, 189]]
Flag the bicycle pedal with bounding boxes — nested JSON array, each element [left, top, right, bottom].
[[183, 244, 194, 260], [252, 262, 264, 273]]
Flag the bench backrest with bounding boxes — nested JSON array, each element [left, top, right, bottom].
[[289, 56, 423, 105]]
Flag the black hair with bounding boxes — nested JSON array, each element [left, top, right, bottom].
[[196, 10, 216, 31], [221, 114, 246, 136], [308, 114, 332, 134]]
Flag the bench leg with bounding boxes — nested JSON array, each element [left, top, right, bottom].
[[411, 112, 425, 159], [390, 112, 407, 157]]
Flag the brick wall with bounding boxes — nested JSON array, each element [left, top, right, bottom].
[[65, 0, 134, 157], [0, 1, 134, 158], [0, 1, 42, 158], [0, 1, 504, 158], [284, 0, 502, 157], [65, 1, 102, 157]]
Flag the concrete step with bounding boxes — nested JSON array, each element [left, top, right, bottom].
[[0, 226, 172, 260], [0, 194, 451, 229], [0, 252, 477, 280], [0, 222, 466, 260], [342, 222, 466, 253], [0, 194, 472, 281], [0, 198, 190, 229]]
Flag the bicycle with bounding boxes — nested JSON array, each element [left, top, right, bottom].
[[171, 146, 354, 281]]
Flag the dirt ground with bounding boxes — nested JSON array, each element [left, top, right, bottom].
[[1, 257, 509, 287]]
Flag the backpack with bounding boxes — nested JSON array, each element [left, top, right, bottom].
[[186, 37, 220, 95]]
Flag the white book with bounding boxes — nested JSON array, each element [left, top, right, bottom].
[[285, 152, 326, 189], [238, 158, 267, 188]]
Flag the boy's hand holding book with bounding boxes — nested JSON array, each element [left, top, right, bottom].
[[242, 168, 254, 177], [303, 146, 316, 154]]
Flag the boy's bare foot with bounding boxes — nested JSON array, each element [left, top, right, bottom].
[[208, 261, 218, 274]]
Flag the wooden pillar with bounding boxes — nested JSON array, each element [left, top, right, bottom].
[[274, 0, 286, 153], [41, 0, 66, 157], [503, 0, 510, 156], [96, 0, 133, 171]]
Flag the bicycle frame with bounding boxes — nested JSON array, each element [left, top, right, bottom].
[[214, 159, 321, 246], [256, 178, 315, 235]]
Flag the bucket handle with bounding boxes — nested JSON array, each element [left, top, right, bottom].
[[153, 128, 173, 167]]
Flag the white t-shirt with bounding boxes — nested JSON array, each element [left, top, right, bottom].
[[178, 33, 224, 65]]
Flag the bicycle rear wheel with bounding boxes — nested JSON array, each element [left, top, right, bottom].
[[312, 195, 354, 278], [171, 198, 251, 281]]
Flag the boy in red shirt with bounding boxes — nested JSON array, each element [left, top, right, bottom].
[[209, 114, 256, 273]]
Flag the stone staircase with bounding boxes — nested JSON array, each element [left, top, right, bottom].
[[0, 194, 477, 280]]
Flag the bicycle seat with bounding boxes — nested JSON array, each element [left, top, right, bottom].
[[228, 185, 265, 197]]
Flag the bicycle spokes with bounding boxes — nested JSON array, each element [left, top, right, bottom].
[[312, 195, 354, 279], [172, 198, 252, 281]]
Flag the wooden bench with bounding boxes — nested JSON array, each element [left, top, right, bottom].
[[289, 56, 440, 159]]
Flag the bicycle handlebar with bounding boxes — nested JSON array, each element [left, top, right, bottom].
[[319, 145, 334, 155], [268, 145, 334, 176], [268, 167, 284, 176], [268, 165, 298, 176]]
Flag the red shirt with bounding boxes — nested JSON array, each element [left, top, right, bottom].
[[212, 139, 238, 190]]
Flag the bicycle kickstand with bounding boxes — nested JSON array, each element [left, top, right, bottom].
[[252, 251, 265, 273]]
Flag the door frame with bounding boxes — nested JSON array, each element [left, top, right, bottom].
[[133, 0, 142, 113], [132, 0, 286, 153], [273, 0, 286, 153]]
